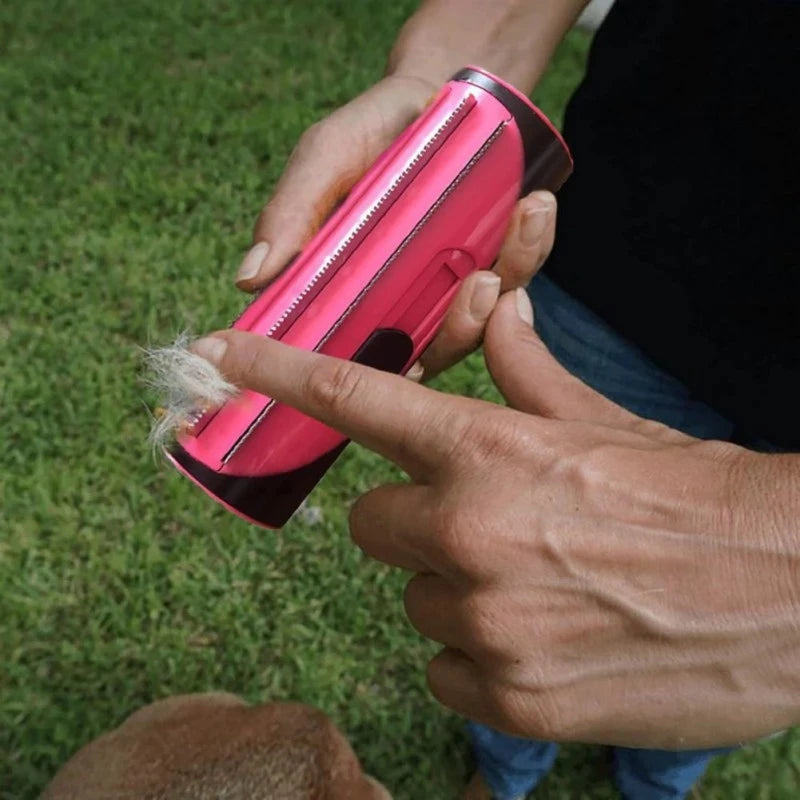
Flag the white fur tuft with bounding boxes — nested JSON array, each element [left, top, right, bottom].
[[144, 332, 238, 449]]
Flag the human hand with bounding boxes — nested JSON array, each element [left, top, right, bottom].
[[234, 74, 557, 381], [189, 290, 800, 749]]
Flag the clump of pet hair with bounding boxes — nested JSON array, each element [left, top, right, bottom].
[[144, 332, 238, 449]]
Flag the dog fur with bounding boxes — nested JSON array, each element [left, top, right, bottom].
[[41, 692, 391, 800]]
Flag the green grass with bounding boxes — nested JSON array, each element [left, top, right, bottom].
[[1, 1, 799, 797]]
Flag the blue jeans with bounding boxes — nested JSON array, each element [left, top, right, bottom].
[[469, 273, 739, 800]]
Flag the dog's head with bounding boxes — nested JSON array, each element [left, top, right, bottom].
[[41, 692, 391, 800]]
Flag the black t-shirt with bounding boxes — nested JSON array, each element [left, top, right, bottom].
[[544, 0, 800, 447]]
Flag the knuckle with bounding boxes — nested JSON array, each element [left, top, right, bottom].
[[297, 120, 328, 153], [258, 196, 282, 220], [581, 444, 624, 492], [485, 683, 568, 741], [484, 683, 528, 733], [632, 416, 686, 443], [416, 401, 473, 462], [525, 691, 577, 741], [445, 414, 486, 464], [235, 340, 263, 387], [304, 358, 365, 415], [429, 501, 490, 577], [514, 647, 556, 692], [461, 594, 500, 652], [638, 418, 667, 437], [550, 443, 615, 501], [430, 502, 468, 560], [437, 306, 473, 349], [253, 203, 273, 238], [500, 249, 536, 287], [458, 410, 524, 466], [256, 193, 297, 234]]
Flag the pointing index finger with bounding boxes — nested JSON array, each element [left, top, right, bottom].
[[192, 330, 467, 479]]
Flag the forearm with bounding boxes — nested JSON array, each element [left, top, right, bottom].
[[386, 0, 590, 94]]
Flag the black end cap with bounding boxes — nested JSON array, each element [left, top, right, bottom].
[[451, 67, 573, 195]]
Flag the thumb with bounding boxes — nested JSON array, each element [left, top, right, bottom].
[[484, 289, 649, 430], [236, 113, 370, 291], [235, 76, 434, 292]]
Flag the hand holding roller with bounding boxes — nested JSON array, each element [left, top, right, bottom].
[[166, 66, 573, 528]]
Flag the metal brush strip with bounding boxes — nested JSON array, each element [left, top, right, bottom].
[[315, 121, 508, 352], [264, 95, 474, 340], [221, 119, 508, 465]]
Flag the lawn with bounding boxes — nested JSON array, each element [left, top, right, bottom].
[[2, 1, 799, 798]]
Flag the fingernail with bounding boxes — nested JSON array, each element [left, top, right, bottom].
[[191, 336, 228, 365], [236, 241, 271, 283], [469, 273, 502, 319], [520, 200, 553, 246], [406, 361, 425, 382], [515, 288, 534, 326]]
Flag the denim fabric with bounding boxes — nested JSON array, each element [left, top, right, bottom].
[[468, 273, 738, 800]]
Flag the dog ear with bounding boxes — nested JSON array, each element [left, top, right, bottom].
[[41, 692, 392, 800]]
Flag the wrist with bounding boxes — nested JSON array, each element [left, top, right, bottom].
[[387, 45, 530, 96], [380, 71, 440, 107], [385, 0, 591, 97], [385, 40, 457, 95]]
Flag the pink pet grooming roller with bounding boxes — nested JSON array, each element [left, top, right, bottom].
[[167, 67, 573, 528]]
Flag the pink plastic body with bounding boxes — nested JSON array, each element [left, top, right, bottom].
[[167, 67, 573, 528]]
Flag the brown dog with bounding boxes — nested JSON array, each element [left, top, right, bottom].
[[41, 692, 391, 800]]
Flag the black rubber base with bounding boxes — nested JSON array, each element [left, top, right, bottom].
[[451, 67, 573, 195]]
